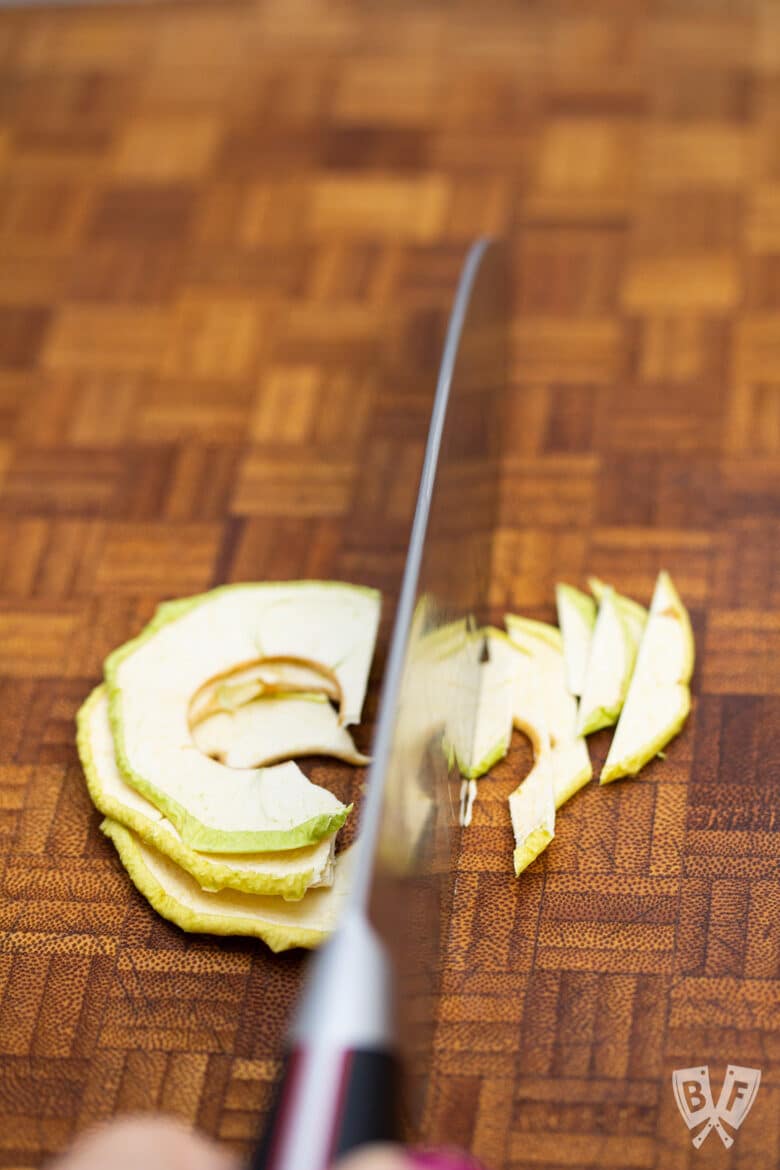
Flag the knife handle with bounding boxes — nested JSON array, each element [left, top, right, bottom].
[[251, 1046, 399, 1170], [251, 911, 399, 1170]]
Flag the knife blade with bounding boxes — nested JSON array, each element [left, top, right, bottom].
[[252, 237, 508, 1170]]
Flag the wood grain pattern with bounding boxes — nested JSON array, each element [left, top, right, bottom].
[[1, 0, 780, 1167]]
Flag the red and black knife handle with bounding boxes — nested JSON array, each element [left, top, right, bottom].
[[252, 1046, 399, 1170], [251, 913, 399, 1170]]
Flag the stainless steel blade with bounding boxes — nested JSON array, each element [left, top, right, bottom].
[[255, 238, 508, 1169], [364, 237, 508, 1137]]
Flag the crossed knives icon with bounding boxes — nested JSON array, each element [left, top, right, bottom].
[[672, 1065, 761, 1148]]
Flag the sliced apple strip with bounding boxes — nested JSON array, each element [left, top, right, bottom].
[[449, 628, 536, 827], [439, 624, 483, 783], [509, 752, 555, 876], [500, 619, 588, 876], [444, 626, 560, 859], [507, 639, 588, 874], [577, 587, 638, 736], [601, 570, 694, 784], [556, 584, 596, 696], [588, 577, 647, 650], [102, 819, 355, 952], [447, 628, 520, 784], [436, 626, 549, 835], [105, 582, 379, 853], [193, 694, 369, 769], [189, 656, 343, 726], [78, 687, 336, 900], [505, 616, 592, 808], [505, 618, 573, 742]]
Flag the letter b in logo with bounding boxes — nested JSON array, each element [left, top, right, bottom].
[[682, 1080, 708, 1115]]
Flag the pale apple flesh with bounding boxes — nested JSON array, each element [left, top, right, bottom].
[[447, 628, 518, 784], [509, 752, 555, 876], [504, 616, 593, 874], [77, 686, 338, 900], [588, 577, 647, 648], [192, 694, 369, 769], [600, 571, 694, 784], [601, 684, 690, 784], [189, 655, 344, 726], [102, 818, 356, 952], [555, 583, 596, 697], [577, 587, 637, 737], [105, 582, 380, 853], [78, 563, 696, 931]]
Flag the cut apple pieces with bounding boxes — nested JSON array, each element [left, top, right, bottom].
[[189, 656, 344, 726], [105, 582, 380, 853], [77, 687, 337, 899], [504, 616, 592, 874], [577, 587, 639, 736], [556, 584, 596, 697], [504, 619, 569, 727], [446, 628, 557, 839], [471, 630, 521, 778], [441, 625, 488, 784], [449, 628, 538, 828], [490, 627, 555, 872], [75, 579, 381, 945], [447, 627, 521, 784], [588, 577, 647, 649], [505, 621, 592, 798], [437, 625, 554, 838], [192, 694, 369, 770], [508, 752, 555, 877], [504, 618, 582, 752], [102, 819, 355, 952], [601, 570, 694, 784]]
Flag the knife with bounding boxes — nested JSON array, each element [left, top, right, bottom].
[[252, 237, 508, 1170]]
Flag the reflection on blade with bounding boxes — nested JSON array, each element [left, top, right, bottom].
[[377, 605, 465, 874], [369, 239, 508, 1140], [249, 242, 507, 1170], [449, 628, 520, 787]]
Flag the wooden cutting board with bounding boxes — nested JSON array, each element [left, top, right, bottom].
[[1, 0, 779, 1166]]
